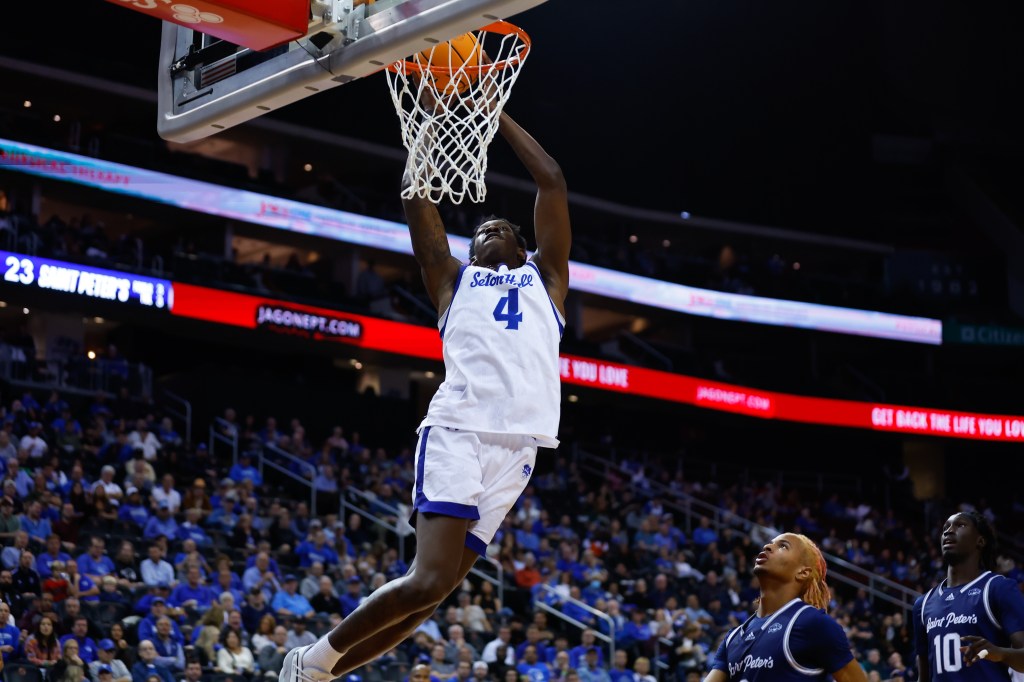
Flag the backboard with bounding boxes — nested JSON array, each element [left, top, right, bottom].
[[156, 0, 548, 143]]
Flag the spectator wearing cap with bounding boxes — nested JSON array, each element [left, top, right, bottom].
[[207, 491, 240, 533], [228, 453, 262, 488], [91, 638, 132, 682], [169, 565, 215, 613], [78, 537, 115, 581], [92, 466, 124, 503], [20, 499, 52, 542], [340, 575, 364, 617], [143, 501, 179, 541], [577, 647, 611, 682], [270, 574, 314, 619], [569, 630, 603, 670], [141, 544, 175, 588], [119, 487, 151, 529], [132, 640, 175, 682], [137, 596, 184, 645], [150, 475, 181, 515], [37, 533, 70, 579], [128, 419, 162, 462], [285, 616, 316, 650], [295, 525, 339, 568], [181, 479, 212, 520], [19, 421, 48, 460]]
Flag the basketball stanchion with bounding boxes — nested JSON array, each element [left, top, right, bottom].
[[385, 21, 532, 205]]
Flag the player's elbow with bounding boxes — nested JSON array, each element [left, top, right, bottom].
[[535, 158, 565, 191]]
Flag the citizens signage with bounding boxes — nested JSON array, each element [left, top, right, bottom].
[[1, 251, 173, 310], [943, 321, 1024, 347]]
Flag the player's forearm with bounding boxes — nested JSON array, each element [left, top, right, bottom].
[[498, 113, 563, 188], [985, 646, 1024, 672]]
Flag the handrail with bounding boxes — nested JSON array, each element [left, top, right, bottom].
[[260, 442, 316, 516], [339, 488, 408, 565], [468, 554, 505, 610], [577, 450, 921, 615], [161, 390, 192, 445], [209, 416, 239, 466], [535, 584, 615, 665]]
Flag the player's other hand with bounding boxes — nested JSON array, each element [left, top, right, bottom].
[[961, 635, 1001, 665]]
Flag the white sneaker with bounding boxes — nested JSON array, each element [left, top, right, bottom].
[[279, 645, 336, 682]]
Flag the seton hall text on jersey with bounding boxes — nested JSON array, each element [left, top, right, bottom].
[[926, 612, 979, 632], [469, 270, 536, 289]]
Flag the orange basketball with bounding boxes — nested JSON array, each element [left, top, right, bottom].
[[413, 32, 482, 95]]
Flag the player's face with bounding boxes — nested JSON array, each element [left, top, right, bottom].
[[752, 533, 806, 581], [941, 513, 982, 564], [472, 220, 521, 267]]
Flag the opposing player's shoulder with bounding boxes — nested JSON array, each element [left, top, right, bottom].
[[990, 573, 1024, 598]]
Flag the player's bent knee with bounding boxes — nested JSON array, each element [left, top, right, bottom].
[[401, 572, 453, 609]]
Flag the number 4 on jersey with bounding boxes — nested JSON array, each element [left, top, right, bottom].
[[493, 288, 523, 330]]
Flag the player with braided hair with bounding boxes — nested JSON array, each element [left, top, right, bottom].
[[704, 532, 866, 682], [913, 510, 1024, 680]]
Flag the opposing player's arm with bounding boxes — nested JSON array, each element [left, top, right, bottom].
[[700, 670, 728, 682], [831, 659, 869, 682], [962, 576, 1024, 672], [497, 112, 570, 314], [912, 595, 930, 682], [401, 173, 462, 312]]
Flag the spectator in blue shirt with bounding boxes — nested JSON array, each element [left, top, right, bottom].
[[118, 487, 151, 529], [175, 508, 212, 548], [144, 502, 179, 542], [77, 537, 115, 581], [140, 544, 175, 588], [131, 640, 175, 682], [35, 532, 70, 579], [228, 453, 262, 487], [516, 645, 552, 682], [169, 566, 215, 613], [137, 597, 184, 645], [206, 494, 240, 533], [67, 558, 100, 603], [296, 528, 339, 568], [690, 516, 718, 549], [19, 500, 52, 543], [270, 574, 314, 619], [569, 630, 604, 670], [0, 601, 21, 663], [60, 616, 100, 664]]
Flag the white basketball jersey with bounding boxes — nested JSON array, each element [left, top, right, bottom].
[[420, 260, 564, 447]]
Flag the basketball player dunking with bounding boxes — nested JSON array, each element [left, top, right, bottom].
[[704, 533, 867, 682], [913, 510, 1024, 681], [281, 110, 570, 682]]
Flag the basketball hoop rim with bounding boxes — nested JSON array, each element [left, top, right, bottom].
[[387, 20, 531, 77]]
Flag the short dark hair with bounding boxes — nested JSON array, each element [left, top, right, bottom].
[[959, 510, 997, 570], [468, 216, 527, 263]]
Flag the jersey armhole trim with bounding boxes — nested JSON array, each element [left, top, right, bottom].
[[439, 265, 468, 339], [783, 605, 825, 676], [525, 260, 566, 336]]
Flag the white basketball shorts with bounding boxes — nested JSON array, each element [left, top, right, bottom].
[[413, 425, 538, 555]]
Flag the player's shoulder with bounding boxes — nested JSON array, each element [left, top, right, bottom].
[[794, 604, 841, 629]]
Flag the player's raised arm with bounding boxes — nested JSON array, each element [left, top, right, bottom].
[[497, 112, 571, 313], [401, 172, 463, 312]]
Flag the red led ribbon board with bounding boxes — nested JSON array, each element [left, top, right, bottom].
[[107, 0, 308, 51], [171, 283, 1024, 443]]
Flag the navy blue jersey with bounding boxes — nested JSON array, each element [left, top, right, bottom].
[[914, 571, 1024, 681], [712, 598, 853, 681]]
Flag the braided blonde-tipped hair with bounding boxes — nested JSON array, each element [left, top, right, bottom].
[[792, 533, 831, 610]]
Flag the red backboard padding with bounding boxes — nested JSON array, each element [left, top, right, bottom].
[[107, 0, 308, 51]]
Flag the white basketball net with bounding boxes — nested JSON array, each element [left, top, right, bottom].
[[386, 23, 530, 204]]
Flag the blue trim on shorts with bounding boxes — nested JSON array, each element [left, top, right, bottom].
[[414, 426, 481, 521], [439, 265, 467, 340], [465, 533, 488, 557]]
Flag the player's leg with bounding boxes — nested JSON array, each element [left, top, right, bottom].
[[331, 546, 480, 676], [285, 513, 470, 681]]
